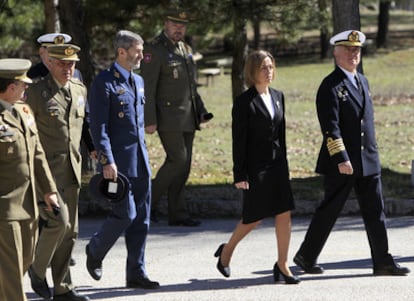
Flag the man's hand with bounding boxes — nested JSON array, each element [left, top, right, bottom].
[[145, 124, 157, 134], [43, 192, 59, 214], [338, 161, 354, 175], [90, 150, 98, 161], [103, 163, 118, 181]]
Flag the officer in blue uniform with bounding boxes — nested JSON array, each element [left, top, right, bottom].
[[294, 30, 410, 277], [85, 30, 159, 289]]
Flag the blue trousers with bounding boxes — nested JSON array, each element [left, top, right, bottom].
[[88, 174, 151, 281]]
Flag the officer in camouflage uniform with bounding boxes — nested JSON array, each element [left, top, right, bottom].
[[26, 44, 89, 301], [140, 9, 212, 227]]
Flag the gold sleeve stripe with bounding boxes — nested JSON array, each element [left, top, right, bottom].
[[326, 137, 345, 156]]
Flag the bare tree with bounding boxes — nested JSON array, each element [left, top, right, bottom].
[[44, 0, 59, 32], [318, 0, 330, 59], [331, 0, 361, 34], [331, 0, 363, 73], [58, 0, 94, 88], [377, 0, 391, 48], [231, 8, 248, 100]]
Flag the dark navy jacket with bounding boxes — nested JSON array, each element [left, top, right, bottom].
[[89, 64, 150, 178], [315, 66, 381, 176]]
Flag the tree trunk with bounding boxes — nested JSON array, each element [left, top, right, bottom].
[[331, 0, 361, 35], [231, 14, 248, 100], [44, 0, 60, 32], [332, 0, 363, 73], [58, 0, 95, 89], [318, 0, 330, 59], [252, 19, 260, 50], [377, 1, 390, 48]]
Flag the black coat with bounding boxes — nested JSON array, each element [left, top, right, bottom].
[[232, 87, 294, 223], [315, 66, 381, 176]]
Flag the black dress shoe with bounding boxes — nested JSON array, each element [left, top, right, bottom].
[[168, 218, 201, 227], [85, 244, 102, 280], [273, 262, 300, 284], [53, 289, 89, 301], [127, 277, 160, 289], [28, 265, 51, 299], [374, 262, 410, 276], [214, 243, 230, 277], [293, 253, 324, 274]]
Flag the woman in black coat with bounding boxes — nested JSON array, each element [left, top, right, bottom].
[[214, 50, 299, 284]]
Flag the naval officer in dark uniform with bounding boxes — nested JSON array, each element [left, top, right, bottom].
[[140, 9, 212, 226], [0, 58, 59, 301], [85, 30, 159, 289], [293, 30, 410, 277]]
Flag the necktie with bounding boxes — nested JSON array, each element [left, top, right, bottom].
[[62, 86, 71, 100], [129, 74, 135, 91], [129, 74, 137, 100], [12, 107, 22, 126], [354, 75, 362, 94]]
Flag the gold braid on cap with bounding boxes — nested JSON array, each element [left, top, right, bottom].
[[54, 35, 65, 44], [179, 12, 187, 19], [326, 137, 346, 156]]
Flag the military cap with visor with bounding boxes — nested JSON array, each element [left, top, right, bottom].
[[0, 58, 33, 84], [37, 33, 72, 46], [89, 172, 130, 203], [165, 8, 189, 23], [330, 30, 366, 47], [47, 44, 81, 61]]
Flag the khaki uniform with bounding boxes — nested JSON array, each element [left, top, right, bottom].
[[0, 101, 56, 301], [141, 32, 207, 131], [140, 32, 208, 223], [26, 74, 86, 294]]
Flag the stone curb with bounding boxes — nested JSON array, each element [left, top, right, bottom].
[[79, 197, 414, 217]]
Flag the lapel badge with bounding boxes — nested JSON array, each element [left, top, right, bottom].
[[118, 88, 125, 95], [337, 86, 348, 101], [114, 71, 120, 78]]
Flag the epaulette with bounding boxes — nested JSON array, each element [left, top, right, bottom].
[[69, 77, 85, 87]]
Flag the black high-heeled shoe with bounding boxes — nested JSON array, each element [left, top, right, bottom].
[[214, 243, 230, 278], [273, 262, 300, 284]]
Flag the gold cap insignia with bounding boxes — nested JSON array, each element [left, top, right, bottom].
[[54, 35, 65, 44]]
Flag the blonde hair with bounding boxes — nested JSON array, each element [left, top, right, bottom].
[[244, 50, 275, 87]]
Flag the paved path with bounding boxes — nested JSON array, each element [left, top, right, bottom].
[[24, 216, 414, 301]]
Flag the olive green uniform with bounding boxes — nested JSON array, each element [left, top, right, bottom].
[[26, 74, 86, 295], [0, 101, 56, 301], [140, 32, 207, 223]]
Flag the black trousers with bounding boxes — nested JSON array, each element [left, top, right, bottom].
[[297, 173, 393, 267]]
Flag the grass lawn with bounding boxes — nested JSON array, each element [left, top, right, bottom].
[[145, 48, 414, 201]]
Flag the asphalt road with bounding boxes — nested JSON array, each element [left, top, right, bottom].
[[24, 216, 414, 301]]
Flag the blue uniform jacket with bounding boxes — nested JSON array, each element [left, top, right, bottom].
[[315, 66, 381, 177], [89, 64, 151, 178]]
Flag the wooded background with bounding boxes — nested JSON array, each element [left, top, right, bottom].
[[1, 0, 412, 98]]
